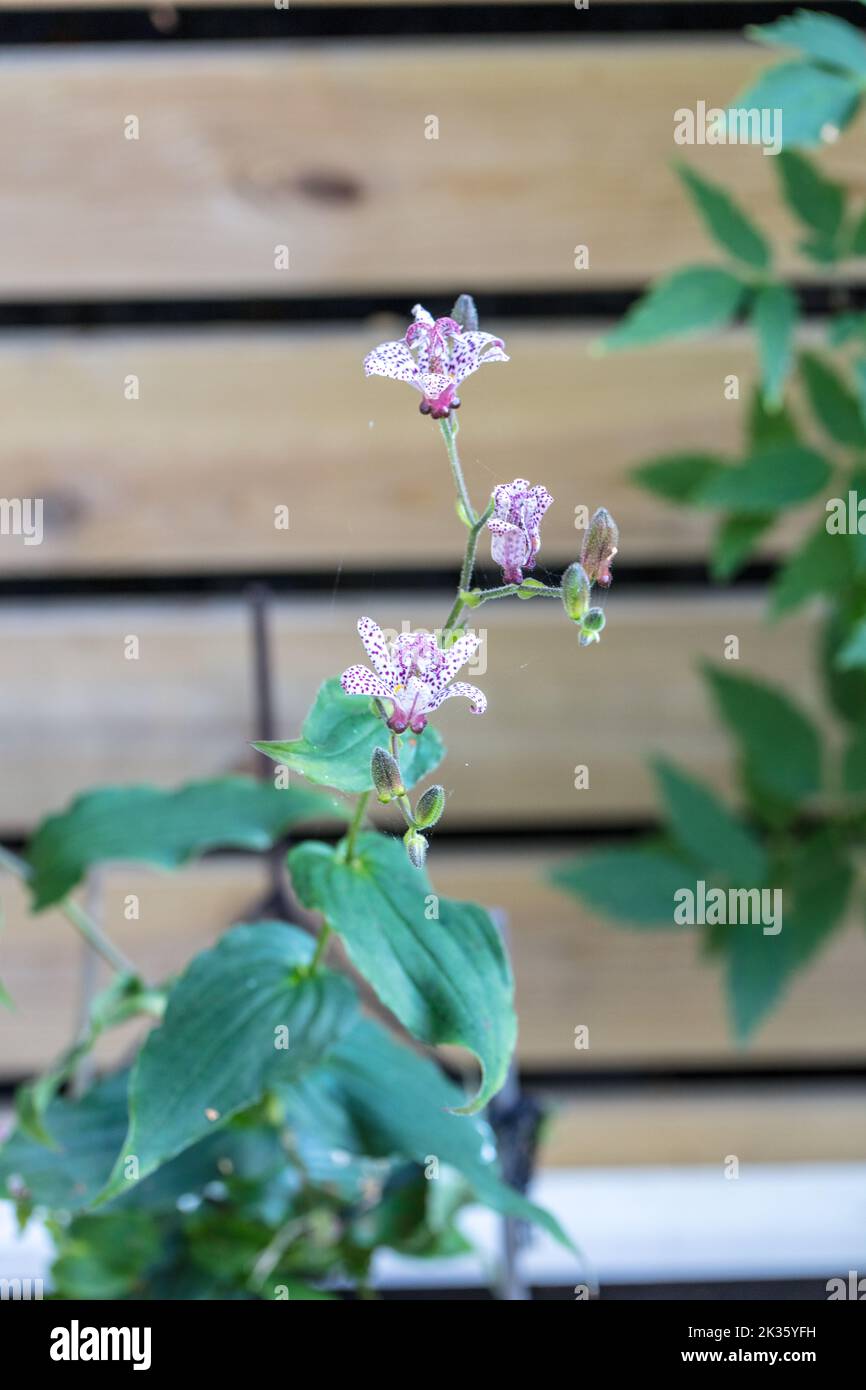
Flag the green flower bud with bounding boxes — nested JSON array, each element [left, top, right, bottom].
[[580, 507, 619, 587], [404, 827, 428, 869], [414, 784, 445, 829], [561, 562, 592, 623], [371, 746, 404, 804], [578, 607, 606, 647], [450, 293, 479, 334]]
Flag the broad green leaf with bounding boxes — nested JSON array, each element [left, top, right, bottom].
[[52, 1212, 160, 1300], [255, 677, 443, 796], [836, 618, 866, 670], [711, 514, 774, 581], [288, 832, 515, 1114], [733, 63, 861, 148], [851, 211, 866, 256], [771, 522, 853, 617], [98, 923, 356, 1203], [822, 606, 866, 725], [695, 445, 829, 512], [551, 846, 690, 927], [726, 835, 852, 1040], [703, 666, 821, 806], [775, 150, 845, 238], [844, 727, 866, 794], [853, 358, 866, 429], [26, 777, 336, 911], [631, 452, 726, 504], [600, 267, 745, 352], [653, 759, 767, 884], [676, 164, 770, 269], [752, 283, 797, 406], [280, 1017, 575, 1251], [746, 388, 800, 451], [749, 12, 866, 78], [800, 350, 866, 447]]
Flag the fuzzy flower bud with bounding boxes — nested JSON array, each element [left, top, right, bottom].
[[414, 784, 445, 830], [450, 293, 479, 333], [404, 827, 428, 869], [561, 562, 592, 624], [371, 746, 404, 804], [580, 508, 619, 587], [578, 607, 606, 647]]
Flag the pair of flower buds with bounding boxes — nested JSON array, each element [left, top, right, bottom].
[[370, 745, 444, 868], [562, 506, 619, 646]]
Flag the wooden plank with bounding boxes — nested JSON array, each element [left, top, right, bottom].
[[1, 326, 810, 575], [0, 593, 817, 834], [0, 42, 862, 296], [540, 1086, 866, 1167], [3, 848, 865, 1080]]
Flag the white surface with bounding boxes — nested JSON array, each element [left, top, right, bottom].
[[4, 1163, 866, 1291]]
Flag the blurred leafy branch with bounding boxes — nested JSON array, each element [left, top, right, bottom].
[[556, 6, 866, 1041]]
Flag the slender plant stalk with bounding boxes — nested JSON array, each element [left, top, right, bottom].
[[438, 416, 475, 524], [0, 844, 137, 977]]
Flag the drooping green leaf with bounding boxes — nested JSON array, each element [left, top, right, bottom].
[[711, 514, 774, 581], [255, 678, 443, 796], [600, 267, 745, 352], [551, 845, 691, 927], [775, 149, 846, 239], [752, 283, 797, 407], [695, 445, 830, 512], [280, 1017, 575, 1251], [726, 834, 853, 1040], [676, 164, 770, 269], [800, 351, 866, 447], [288, 832, 514, 1114], [631, 452, 726, 504], [748, 12, 866, 78], [844, 727, 866, 794], [653, 759, 767, 884], [703, 666, 822, 807], [26, 777, 337, 911], [770, 522, 853, 618], [98, 923, 357, 1203], [733, 63, 861, 148]]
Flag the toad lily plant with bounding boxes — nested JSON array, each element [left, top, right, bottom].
[[0, 294, 616, 1299]]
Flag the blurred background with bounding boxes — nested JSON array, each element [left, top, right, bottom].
[[2, 0, 866, 1298]]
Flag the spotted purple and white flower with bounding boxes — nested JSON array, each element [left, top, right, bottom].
[[341, 616, 487, 734], [363, 304, 509, 419], [487, 478, 554, 585]]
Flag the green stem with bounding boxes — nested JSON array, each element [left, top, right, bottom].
[[0, 844, 137, 977], [467, 582, 563, 607], [308, 923, 332, 975], [444, 497, 496, 633], [342, 790, 370, 863], [438, 415, 475, 524]]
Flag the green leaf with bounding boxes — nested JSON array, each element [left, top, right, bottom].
[[800, 351, 866, 447], [255, 678, 443, 796], [733, 63, 861, 148], [695, 445, 830, 512], [288, 832, 515, 1114], [727, 834, 852, 1040], [653, 759, 767, 884], [836, 617, 866, 670], [703, 666, 821, 807], [749, 12, 866, 79], [26, 777, 335, 911], [752, 283, 797, 407], [676, 164, 770, 269], [823, 605, 866, 725], [631, 452, 726, 503], [98, 923, 356, 1203], [600, 267, 745, 352], [851, 211, 866, 256], [827, 311, 866, 347], [551, 846, 691, 927], [281, 1017, 575, 1251], [746, 388, 800, 450], [770, 522, 853, 618], [775, 150, 846, 239], [52, 1211, 161, 1299], [853, 358, 866, 429], [711, 514, 774, 581]]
